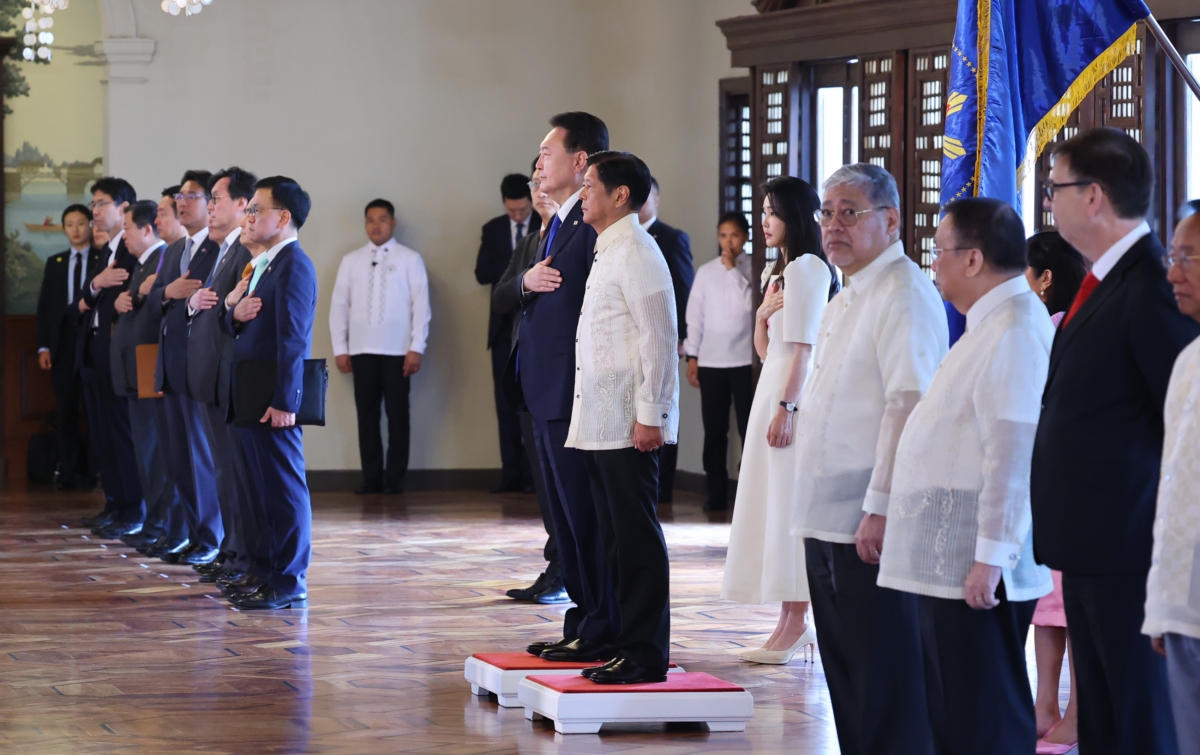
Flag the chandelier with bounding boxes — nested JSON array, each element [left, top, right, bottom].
[[21, 2, 65, 62], [162, 0, 213, 16]]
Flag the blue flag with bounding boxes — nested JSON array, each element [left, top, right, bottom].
[[941, 0, 1150, 212]]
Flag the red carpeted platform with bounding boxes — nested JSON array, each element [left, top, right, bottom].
[[464, 652, 683, 709], [526, 671, 742, 694]]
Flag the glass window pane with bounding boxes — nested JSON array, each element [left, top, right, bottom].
[[1188, 54, 1200, 203], [816, 87, 846, 195], [850, 85, 860, 165]]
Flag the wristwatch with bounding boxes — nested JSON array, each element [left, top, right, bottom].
[[779, 401, 797, 413]]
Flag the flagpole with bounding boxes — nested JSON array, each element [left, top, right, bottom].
[[1145, 14, 1200, 103]]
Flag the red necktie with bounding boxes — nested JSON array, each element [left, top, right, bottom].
[[1062, 272, 1099, 327]]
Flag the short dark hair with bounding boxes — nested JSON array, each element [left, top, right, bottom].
[[586, 151, 652, 211], [942, 197, 1027, 273], [256, 176, 312, 229], [718, 210, 750, 235], [91, 177, 136, 206], [125, 199, 160, 234], [209, 167, 258, 202], [1181, 199, 1200, 220], [179, 170, 214, 196], [501, 174, 531, 201], [62, 203, 92, 225], [649, 176, 660, 193], [364, 198, 395, 218], [1026, 231, 1087, 316], [549, 111, 609, 156], [1051, 127, 1152, 219], [529, 156, 539, 175], [162, 184, 181, 204]]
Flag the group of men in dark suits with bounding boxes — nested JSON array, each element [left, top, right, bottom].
[[38, 171, 319, 611]]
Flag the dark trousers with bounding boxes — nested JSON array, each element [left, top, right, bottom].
[[238, 425, 311, 595], [657, 444, 677, 502], [1062, 572, 1178, 755], [200, 402, 256, 571], [518, 411, 557, 573], [697, 365, 752, 504], [127, 397, 169, 533], [144, 398, 185, 540], [805, 539, 934, 755], [586, 447, 671, 672], [50, 327, 86, 484], [162, 390, 222, 550], [917, 587, 1038, 755], [80, 363, 142, 522], [492, 336, 530, 487], [530, 416, 617, 645], [351, 353, 409, 489]]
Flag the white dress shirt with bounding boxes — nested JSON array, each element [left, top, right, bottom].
[[181, 225, 210, 272], [137, 240, 166, 266], [1144, 336, 1200, 640], [1092, 220, 1150, 281], [329, 238, 431, 357], [510, 216, 531, 250], [188, 227, 242, 316], [791, 241, 948, 542], [90, 229, 125, 327], [683, 254, 754, 368], [878, 277, 1054, 602], [566, 212, 679, 451]]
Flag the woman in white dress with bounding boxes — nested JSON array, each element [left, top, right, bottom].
[[721, 176, 838, 664]]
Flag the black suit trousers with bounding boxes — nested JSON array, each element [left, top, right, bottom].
[[697, 365, 752, 503], [917, 586, 1038, 755], [491, 334, 529, 486], [49, 321, 85, 482], [1062, 572, 1178, 755], [80, 362, 142, 522], [805, 539, 934, 755], [518, 411, 557, 571], [351, 354, 410, 489], [585, 447, 671, 673]]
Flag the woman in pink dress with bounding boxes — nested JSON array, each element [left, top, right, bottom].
[[1024, 231, 1087, 753]]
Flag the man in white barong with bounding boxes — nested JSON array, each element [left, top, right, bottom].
[[878, 197, 1053, 754]]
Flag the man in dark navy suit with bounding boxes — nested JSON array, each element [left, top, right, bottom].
[[36, 204, 102, 491], [222, 176, 317, 610], [476, 170, 541, 494], [186, 167, 259, 586], [1031, 128, 1200, 755], [78, 178, 143, 533], [638, 177, 693, 503], [148, 171, 221, 565], [509, 112, 619, 663]]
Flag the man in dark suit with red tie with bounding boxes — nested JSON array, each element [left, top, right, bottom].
[[476, 171, 541, 493], [1032, 128, 1200, 755]]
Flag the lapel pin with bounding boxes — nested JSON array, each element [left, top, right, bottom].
[[573, 221, 578, 226]]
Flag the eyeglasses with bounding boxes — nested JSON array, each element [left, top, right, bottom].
[[1043, 181, 1093, 200], [929, 246, 971, 261], [814, 206, 888, 227], [1167, 253, 1200, 271], [209, 193, 227, 203], [245, 204, 282, 218], [527, 180, 541, 191], [174, 192, 207, 202], [89, 199, 111, 210]]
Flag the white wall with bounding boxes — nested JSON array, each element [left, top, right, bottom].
[[104, 0, 750, 473]]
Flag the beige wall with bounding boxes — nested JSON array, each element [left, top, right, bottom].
[[105, 0, 750, 473]]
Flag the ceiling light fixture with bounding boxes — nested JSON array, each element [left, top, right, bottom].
[[162, 0, 213, 17], [21, 2, 65, 63]]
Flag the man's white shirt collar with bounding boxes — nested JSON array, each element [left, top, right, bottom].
[[844, 240, 905, 294], [1092, 220, 1150, 281], [136, 240, 166, 266], [221, 226, 242, 249], [595, 213, 640, 256], [188, 225, 210, 247], [262, 236, 298, 265], [641, 215, 658, 231], [557, 188, 584, 222], [965, 274, 1030, 332], [108, 229, 125, 253]]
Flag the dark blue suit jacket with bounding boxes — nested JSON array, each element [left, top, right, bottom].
[[77, 239, 137, 377], [476, 213, 541, 349], [646, 219, 694, 340], [1031, 233, 1200, 575], [223, 242, 317, 415], [188, 240, 252, 410], [151, 235, 219, 394], [512, 200, 595, 422]]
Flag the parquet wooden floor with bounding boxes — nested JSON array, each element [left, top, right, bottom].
[[0, 485, 1069, 754]]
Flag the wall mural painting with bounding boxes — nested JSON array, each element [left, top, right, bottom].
[[4, 0, 104, 314]]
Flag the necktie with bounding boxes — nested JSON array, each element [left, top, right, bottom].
[[514, 222, 524, 251], [542, 215, 562, 260], [70, 251, 82, 305], [181, 237, 195, 272], [248, 254, 270, 293], [1062, 272, 1100, 327], [206, 241, 231, 287]]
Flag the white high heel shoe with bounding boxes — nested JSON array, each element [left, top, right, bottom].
[[739, 625, 817, 665]]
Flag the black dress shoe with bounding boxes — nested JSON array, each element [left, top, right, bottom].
[[199, 566, 237, 584], [230, 584, 308, 610], [526, 637, 571, 657], [489, 480, 524, 494], [354, 484, 382, 495], [122, 532, 159, 548], [702, 499, 728, 512], [521, 482, 536, 494], [541, 638, 618, 664], [180, 546, 220, 566], [95, 521, 143, 539], [81, 511, 115, 529], [381, 483, 404, 495], [194, 553, 228, 575], [581, 656, 621, 679], [506, 572, 551, 601], [532, 578, 571, 605], [588, 656, 667, 685], [218, 572, 260, 594], [156, 539, 192, 562]]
